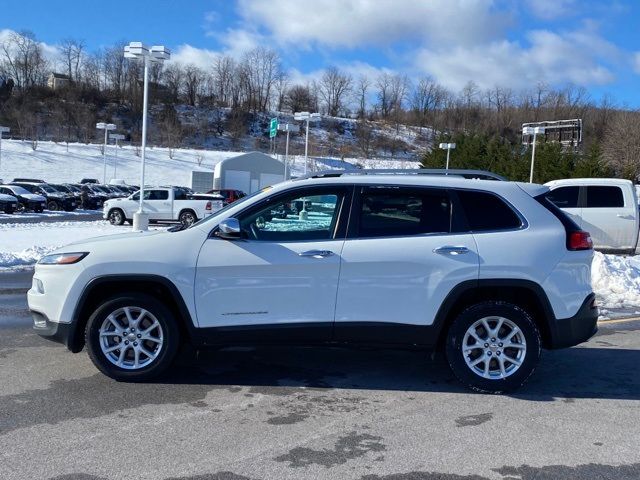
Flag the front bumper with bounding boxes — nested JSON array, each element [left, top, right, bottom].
[[547, 293, 598, 349], [31, 310, 75, 349]]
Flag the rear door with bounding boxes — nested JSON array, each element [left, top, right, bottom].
[[547, 186, 582, 227], [582, 185, 637, 251], [333, 185, 479, 345]]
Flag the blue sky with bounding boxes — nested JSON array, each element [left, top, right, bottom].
[[2, 0, 639, 106]]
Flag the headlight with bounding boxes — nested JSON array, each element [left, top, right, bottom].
[[38, 252, 89, 265]]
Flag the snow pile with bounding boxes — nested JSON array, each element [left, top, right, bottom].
[[592, 251, 640, 308], [0, 221, 134, 269]]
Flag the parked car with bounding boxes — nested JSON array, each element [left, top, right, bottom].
[[30, 171, 597, 393], [206, 189, 246, 206], [65, 184, 105, 210], [10, 182, 77, 211], [80, 178, 99, 184], [12, 177, 46, 183], [0, 191, 18, 213], [51, 184, 82, 207], [103, 186, 224, 226], [545, 178, 639, 254], [0, 184, 46, 212]]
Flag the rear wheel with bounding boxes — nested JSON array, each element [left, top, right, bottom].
[[108, 208, 125, 225], [179, 209, 197, 227], [47, 200, 60, 211], [445, 301, 541, 394], [85, 294, 180, 381]]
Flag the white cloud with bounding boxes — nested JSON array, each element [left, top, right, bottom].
[[414, 27, 617, 92], [525, 0, 577, 20], [169, 44, 221, 68], [237, 0, 508, 48], [634, 52, 640, 75]]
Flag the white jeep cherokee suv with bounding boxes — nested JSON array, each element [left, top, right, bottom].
[[28, 171, 598, 393]]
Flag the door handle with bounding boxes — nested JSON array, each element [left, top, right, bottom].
[[616, 214, 633, 219], [433, 246, 470, 255], [299, 250, 334, 258]]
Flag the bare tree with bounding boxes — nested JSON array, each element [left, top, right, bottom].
[[0, 30, 48, 88], [184, 64, 203, 106], [376, 72, 392, 118], [286, 84, 314, 113], [318, 66, 352, 117], [241, 47, 282, 112], [355, 75, 370, 118], [602, 109, 640, 179], [59, 38, 85, 82]]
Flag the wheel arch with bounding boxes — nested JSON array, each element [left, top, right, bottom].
[[68, 275, 197, 353], [178, 208, 198, 221], [433, 279, 556, 350]]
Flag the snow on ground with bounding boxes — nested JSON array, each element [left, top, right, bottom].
[[592, 251, 640, 311], [0, 221, 153, 270], [0, 139, 420, 189], [0, 209, 97, 221]]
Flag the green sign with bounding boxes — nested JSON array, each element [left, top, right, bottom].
[[269, 118, 278, 138]]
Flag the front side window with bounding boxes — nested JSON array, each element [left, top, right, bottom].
[[357, 187, 452, 238], [238, 189, 344, 241], [585, 186, 624, 208], [132, 190, 169, 201], [547, 186, 580, 208]]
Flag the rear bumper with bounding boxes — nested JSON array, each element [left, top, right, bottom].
[[31, 310, 75, 349], [547, 293, 598, 349]]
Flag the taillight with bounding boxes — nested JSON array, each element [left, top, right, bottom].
[[206, 201, 212, 211], [568, 231, 593, 251]]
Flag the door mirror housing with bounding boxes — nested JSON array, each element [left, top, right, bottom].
[[217, 218, 242, 240]]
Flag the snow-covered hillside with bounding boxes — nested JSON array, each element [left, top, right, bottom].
[[0, 139, 419, 187]]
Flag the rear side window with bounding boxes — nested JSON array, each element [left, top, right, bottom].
[[547, 186, 579, 208], [358, 188, 451, 237], [456, 190, 522, 232], [586, 186, 623, 208], [148, 190, 169, 200]]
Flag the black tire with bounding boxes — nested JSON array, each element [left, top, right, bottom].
[[17, 202, 26, 213], [179, 209, 197, 227], [47, 200, 60, 211], [108, 208, 125, 226], [85, 294, 180, 381], [126, 219, 133, 225], [445, 301, 541, 394]]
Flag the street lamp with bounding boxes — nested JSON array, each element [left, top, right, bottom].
[[110, 133, 125, 178], [124, 42, 171, 230], [96, 122, 116, 183], [0, 126, 9, 179], [523, 126, 545, 183], [293, 112, 321, 175], [277, 123, 300, 180], [439, 142, 456, 172]]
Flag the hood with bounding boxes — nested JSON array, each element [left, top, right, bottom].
[[23, 193, 46, 201], [63, 229, 165, 249]]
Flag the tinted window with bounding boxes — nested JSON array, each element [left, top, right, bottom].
[[238, 189, 344, 241], [456, 190, 522, 231], [547, 186, 580, 208], [148, 190, 169, 200], [358, 188, 451, 238], [586, 186, 624, 208]]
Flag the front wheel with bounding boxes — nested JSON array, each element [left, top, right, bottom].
[[85, 294, 180, 381], [47, 200, 60, 211], [108, 209, 125, 225], [445, 301, 541, 394]]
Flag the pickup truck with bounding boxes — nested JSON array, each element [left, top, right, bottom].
[[103, 187, 223, 226], [545, 178, 639, 254]]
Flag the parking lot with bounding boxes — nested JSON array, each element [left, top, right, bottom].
[[1, 269, 639, 480]]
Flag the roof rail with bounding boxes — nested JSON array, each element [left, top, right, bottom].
[[294, 168, 506, 181]]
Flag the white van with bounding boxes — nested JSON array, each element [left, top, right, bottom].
[[545, 178, 639, 254]]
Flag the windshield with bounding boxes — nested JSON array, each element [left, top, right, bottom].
[[188, 187, 270, 229], [5, 185, 30, 195], [40, 185, 59, 193]]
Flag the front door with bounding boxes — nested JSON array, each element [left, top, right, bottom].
[[194, 185, 352, 342], [334, 186, 480, 344]]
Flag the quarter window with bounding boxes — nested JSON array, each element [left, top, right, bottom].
[[456, 190, 522, 231], [358, 188, 451, 237], [547, 186, 580, 208], [585, 186, 623, 208]]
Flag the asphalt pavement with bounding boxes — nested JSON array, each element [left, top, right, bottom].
[[1, 269, 639, 480]]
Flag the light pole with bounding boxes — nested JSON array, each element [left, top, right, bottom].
[[523, 126, 545, 183], [0, 126, 9, 179], [110, 133, 125, 178], [277, 123, 300, 180], [293, 112, 321, 175], [96, 122, 116, 183], [439, 142, 456, 172], [124, 42, 170, 230]]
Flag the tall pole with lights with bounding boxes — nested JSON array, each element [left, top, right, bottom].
[[110, 133, 125, 178], [439, 142, 456, 172], [124, 42, 170, 230], [96, 122, 116, 183], [293, 112, 321, 175], [523, 126, 545, 183]]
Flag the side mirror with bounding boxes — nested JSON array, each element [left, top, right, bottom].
[[216, 218, 242, 240]]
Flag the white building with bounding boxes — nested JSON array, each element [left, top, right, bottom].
[[213, 152, 285, 193]]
